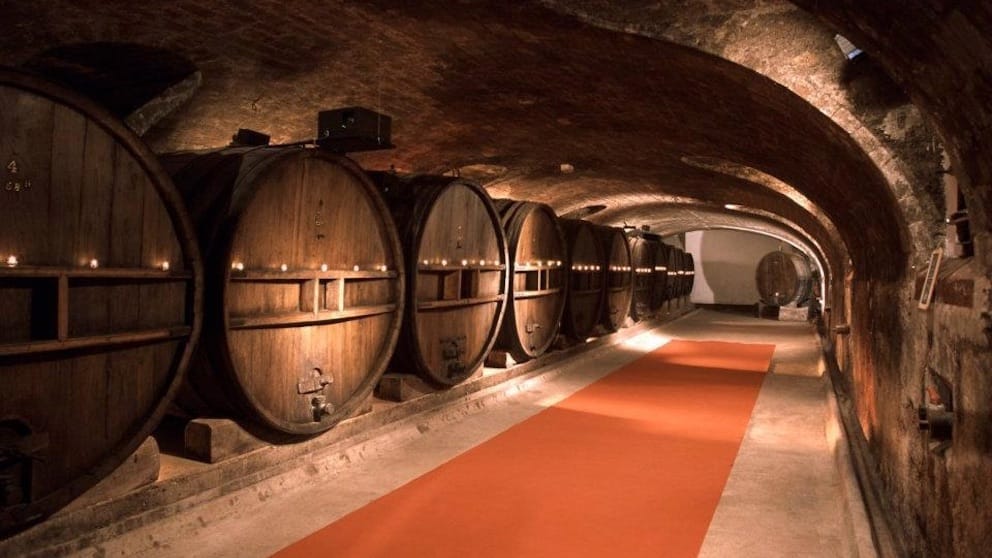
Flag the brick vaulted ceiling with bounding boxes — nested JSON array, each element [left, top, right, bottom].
[[1, 0, 923, 280]]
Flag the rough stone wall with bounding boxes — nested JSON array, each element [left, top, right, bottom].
[[788, 3, 992, 556]]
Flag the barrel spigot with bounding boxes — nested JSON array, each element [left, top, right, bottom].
[[311, 395, 334, 421]]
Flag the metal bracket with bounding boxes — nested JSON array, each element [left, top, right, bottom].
[[441, 335, 467, 379], [297, 367, 334, 394]]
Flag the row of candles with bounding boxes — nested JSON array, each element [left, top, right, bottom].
[[230, 261, 389, 273], [419, 258, 503, 267], [5, 254, 172, 271], [4, 254, 696, 277], [7, 254, 695, 275]]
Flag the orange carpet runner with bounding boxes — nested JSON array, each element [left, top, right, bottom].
[[275, 339, 774, 558]]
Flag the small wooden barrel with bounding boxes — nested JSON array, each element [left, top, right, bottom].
[[649, 241, 670, 311], [0, 69, 202, 533], [755, 251, 813, 306], [373, 174, 509, 387], [627, 235, 659, 321], [494, 200, 567, 361], [596, 226, 633, 332], [560, 219, 605, 341], [166, 148, 403, 436]]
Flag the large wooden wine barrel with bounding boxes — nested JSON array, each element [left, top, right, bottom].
[[596, 226, 633, 332], [0, 69, 202, 533], [166, 148, 403, 436], [685, 252, 696, 296], [372, 174, 508, 387], [755, 251, 813, 306], [560, 219, 605, 341], [666, 245, 684, 299], [648, 241, 670, 311], [628, 235, 659, 321], [494, 200, 567, 361]]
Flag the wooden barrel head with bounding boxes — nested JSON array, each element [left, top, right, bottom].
[[596, 225, 632, 332], [561, 219, 605, 341], [409, 181, 507, 385], [649, 241, 670, 311], [755, 251, 812, 306], [0, 69, 202, 532], [667, 246, 682, 299], [685, 252, 696, 296], [172, 149, 403, 436], [496, 201, 567, 361], [372, 174, 509, 387], [628, 235, 658, 321]]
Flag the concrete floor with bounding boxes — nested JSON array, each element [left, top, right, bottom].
[[76, 309, 876, 557]]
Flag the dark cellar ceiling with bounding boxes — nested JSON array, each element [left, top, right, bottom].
[[0, 0, 916, 279]]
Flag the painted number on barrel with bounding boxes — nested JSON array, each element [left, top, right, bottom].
[[5, 158, 31, 193]]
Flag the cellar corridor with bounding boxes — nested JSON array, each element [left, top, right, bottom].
[[2, 2, 992, 557], [45, 309, 864, 558]]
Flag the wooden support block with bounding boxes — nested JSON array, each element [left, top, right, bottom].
[[184, 418, 267, 464], [778, 304, 810, 322], [484, 350, 515, 369], [63, 437, 160, 512], [375, 373, 437, 402]]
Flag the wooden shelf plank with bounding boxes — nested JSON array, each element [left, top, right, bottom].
[[416, 294, 504, 310], [0, 266, 192, 280], [229, 304, 398, 329], [230, 269, 397, 282], [417, 264, 505, 273], [0, 326, 193, 357], [512, 264, 564, 272], [513, 287, 563, 300]]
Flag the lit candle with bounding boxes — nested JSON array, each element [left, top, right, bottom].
[[280, 263, 288, 272], [161, 261, 170, 271], [479, 259, 486, 266], [461, 259, 468, 266], [6, 255, 17, 267], [353, 265, 360, 271], [422, 259, 429, 266], [89, 258, 99, 269], [441, 259, 448, 266], [321, 263, 328, 272], [380, 264, 388, 272]]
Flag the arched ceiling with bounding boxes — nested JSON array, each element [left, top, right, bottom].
[[790, 1, 992, 234], [0, 0, 923, 281]]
